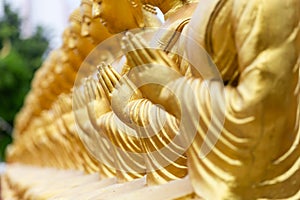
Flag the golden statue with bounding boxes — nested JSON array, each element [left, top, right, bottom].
[[95, 63, 188, 186], [68, 8, 95, 59], [73, 87, 117, 178], [54, 93, 100, 173], [79, 76, 146, 182], [3, 0, 300, 200], [80, 0, 111, 44], [12, 49, 72, 137], [110, 1, 300, 199], [182, 1, 299, 199], [60, 28, 83, 72], [68, 1, 166, 182], [92, 0, 161, 34]]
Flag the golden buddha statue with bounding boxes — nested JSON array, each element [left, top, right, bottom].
[[92, 0, 161, 34], [179, 1, 299, 199], [69, 8, 95, 59], [72, 88, 117, 177], [60, 28, 83, 72], [13, 94, 94, 171], [94, 62, 188, 186], [69, 1, 169, 184], [81, 75, 146, 182], [54, 93, 100, 174], [74, 79, 147, 182], [10, 114, 54, 167], [36, 134, 70, 169], [51, 102, 85, 170], [12, 99, 36, 137], [89, 0, 188, 186], [29, 50, 74, 111], [111, 0, 300, 199], [12, 52, 69, 135], [54, 48, 78, 87], [80, 0, 111, 44], [80, 0, 163, 79], [29, 61, 58, 111]]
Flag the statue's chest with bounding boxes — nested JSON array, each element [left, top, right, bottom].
[[198, 0, 238, 84]]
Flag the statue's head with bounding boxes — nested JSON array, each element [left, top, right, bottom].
[[69, 8, 95, 58], [68, 9, 82, 51], [92, 0, 144, 34], [69, 8, 82, 35], [61, 28, 83, 68], [80, 0, 111, 44], [62, 28, 71, 49]]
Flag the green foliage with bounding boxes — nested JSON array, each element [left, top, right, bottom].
[[0, 131, 12, 161], [0, 3, 49, 161]]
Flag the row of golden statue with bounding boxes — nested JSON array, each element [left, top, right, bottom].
[[2, 0, 300, 199]]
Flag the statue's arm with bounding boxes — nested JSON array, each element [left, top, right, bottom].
[[226, 0, 299, 115]]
